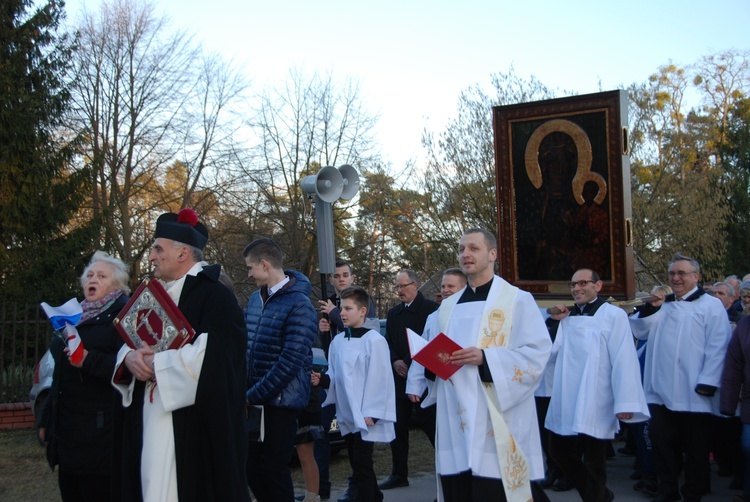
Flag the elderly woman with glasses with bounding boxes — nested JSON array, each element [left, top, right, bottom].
[[39, 251, 130, 502]]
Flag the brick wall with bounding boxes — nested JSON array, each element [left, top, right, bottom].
[[0, 402, 34, 429]]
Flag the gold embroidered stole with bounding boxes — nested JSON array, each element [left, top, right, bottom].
[[437, 277, 532, 502]]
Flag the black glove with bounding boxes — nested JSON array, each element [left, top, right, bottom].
[[694, 384, 717, 397]]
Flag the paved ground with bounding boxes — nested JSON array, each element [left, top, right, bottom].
[[327, 447, 741, 501]]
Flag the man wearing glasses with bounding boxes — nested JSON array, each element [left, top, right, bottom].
[[379, 270, 439, 490], [545, 269, 649, 502], [630, 253, 731, 502]]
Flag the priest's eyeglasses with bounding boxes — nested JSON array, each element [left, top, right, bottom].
[[568, 280, 596, 289]]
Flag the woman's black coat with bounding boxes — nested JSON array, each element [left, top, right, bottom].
[[42, 294, 127, 473]]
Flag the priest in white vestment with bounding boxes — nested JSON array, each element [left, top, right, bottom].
[[629, 253, 731, 502], [544, 268, 649, 502], [420, 228, 551, 502]]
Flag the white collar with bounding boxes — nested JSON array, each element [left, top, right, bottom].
[[268, 275, 290, 297], [163, 262, 205, 304]]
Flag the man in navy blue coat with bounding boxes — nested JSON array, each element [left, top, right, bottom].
[[244, 238, 317, 502]]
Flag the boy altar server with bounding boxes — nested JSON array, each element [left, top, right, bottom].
[[313, 286, 396, 502]]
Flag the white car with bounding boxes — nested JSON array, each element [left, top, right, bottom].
[[29, 349, 54, 436]]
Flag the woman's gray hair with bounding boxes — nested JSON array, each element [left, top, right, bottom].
[[80, 250, 131, 294], [740, 280, 750, 294]]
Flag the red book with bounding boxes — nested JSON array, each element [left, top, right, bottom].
[[407, 329, 463, 380], [113, 279, 195, 352]]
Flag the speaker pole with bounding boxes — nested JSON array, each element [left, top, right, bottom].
[[316, 197, 336, 275]]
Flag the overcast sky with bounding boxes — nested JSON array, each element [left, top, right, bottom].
[[64, 0, 750, 169]]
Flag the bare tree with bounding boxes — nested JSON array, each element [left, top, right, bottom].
[[419, 69, 561, 271], [68, 0, 248, 283], [241, 68, 380, 278]]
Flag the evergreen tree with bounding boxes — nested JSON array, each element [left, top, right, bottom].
[[0, 0, 93, 304], [722, 97, 750, 275]]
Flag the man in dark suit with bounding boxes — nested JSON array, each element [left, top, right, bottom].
[[379, 269, 439, 490]]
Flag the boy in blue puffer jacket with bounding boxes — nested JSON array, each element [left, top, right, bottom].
[[244, 238, 317, 502]]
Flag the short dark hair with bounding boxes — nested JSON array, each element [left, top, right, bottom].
[[462, 228, 497, 251], [242, 238, 284, 269], [443, 267, 467, 281], [339, 286, 370, 311], [574, 268, 601, 282], [334, 259, 353, 274]]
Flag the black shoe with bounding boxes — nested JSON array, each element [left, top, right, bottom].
[[605, 489, 615, 502], [652, 494, 681, 502], [378, 475, 409, 490], [552, 477, 573, 491], [337, 491, 355, 502], [634, 479, 658, 496], [540, 474, 556, 489]]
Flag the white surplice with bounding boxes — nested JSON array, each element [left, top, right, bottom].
[[629, 294, 731, 414], [405, 310, 438, 398], [534, 308, 556, 399], [545, 302, 649, 439], [322, 329, 396, 442], [112, 263, 208, 502], [423, 280, 550, 480]]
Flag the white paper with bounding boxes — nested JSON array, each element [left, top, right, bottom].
[[406, 328, 428, 357]]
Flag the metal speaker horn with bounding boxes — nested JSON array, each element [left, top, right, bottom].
[[300, 166, 344, 203], [338, 165, 360, 200]]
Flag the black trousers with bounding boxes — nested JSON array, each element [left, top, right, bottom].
[[439, 471, 550, 502], [314, 395, 336, 495], [345, 432, 382, 502], [535, 396, 565, 478], [246, 406, 298, 502], [649, 404, 711, 502], [548, 432, 607, 502], [58, 469, 110, 502], [389, 393, 436, 478]]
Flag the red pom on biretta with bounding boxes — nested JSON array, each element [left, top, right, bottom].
[[176, 208, 199, 227], [154, 208, 208, 249]]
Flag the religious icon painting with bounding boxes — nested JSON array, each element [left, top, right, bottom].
[[493, 90, 635, 300]]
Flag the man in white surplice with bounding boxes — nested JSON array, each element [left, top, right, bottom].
[[419, 228, 551, 502], [629, 253, 731, 502], [544, 268, 649, 502]]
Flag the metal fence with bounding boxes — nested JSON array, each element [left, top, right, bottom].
[[0, 303, 55, 403]]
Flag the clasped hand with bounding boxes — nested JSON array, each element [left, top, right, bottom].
[[124, 348, 156, 381]]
